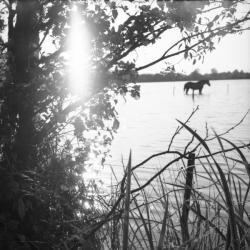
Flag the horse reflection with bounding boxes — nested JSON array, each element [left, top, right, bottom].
[[184, 80, 210, 95]]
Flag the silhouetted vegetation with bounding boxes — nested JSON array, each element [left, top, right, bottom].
[[138, 69, 250, 82], [1, 0, 250, 249], [89, 109, 250, 249]]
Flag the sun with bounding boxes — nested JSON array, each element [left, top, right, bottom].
[[67, 5, 91, 99]]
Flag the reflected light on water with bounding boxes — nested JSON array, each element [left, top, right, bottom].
[[67, 5, 91, 98]]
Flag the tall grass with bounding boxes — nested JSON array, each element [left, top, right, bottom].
[[86, 116, 250, 250]]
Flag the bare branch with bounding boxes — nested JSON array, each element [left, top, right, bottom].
[[168, 106, 199, 150], [136, 15, 250, 72]]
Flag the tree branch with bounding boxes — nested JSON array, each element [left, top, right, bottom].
[[136, 14, 250, 72]]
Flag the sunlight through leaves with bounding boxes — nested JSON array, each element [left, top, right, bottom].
[[67, 4, 91, 99]]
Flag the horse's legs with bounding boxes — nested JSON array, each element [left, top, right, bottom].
[[199, 87, 202, 95]]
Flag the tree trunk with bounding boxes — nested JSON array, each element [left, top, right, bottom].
[[11, 0, 40, 167]]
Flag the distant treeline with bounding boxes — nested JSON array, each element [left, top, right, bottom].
[[138, 69, 250, 82]]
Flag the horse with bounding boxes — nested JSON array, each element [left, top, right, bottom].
[[184, 80, 210, 95]]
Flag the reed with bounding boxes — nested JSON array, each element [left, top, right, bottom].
[[88, 118, 250, 250]]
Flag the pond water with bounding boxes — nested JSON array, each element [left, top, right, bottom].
[[89, 79, 250, 244], [89, 79, 250, 195]]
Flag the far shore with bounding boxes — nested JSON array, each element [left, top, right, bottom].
[[137, 70, 250, 83]]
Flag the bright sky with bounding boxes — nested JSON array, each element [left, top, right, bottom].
[[132, 2, 250, 74], [135, 29, 250, 74]]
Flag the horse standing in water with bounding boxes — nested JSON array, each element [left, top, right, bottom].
[[184, 80, 211, 94]]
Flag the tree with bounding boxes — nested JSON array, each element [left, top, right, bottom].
[[211, 68, 218, 75], [189, 68, 202, 80], [0, 0, 250, 248]]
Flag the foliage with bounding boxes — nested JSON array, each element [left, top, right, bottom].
[[0, 0, 249, 249]]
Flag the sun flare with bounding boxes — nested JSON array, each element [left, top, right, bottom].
[[67, 6, 91, 98]]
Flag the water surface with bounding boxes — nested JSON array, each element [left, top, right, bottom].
[[92, 80, 250, 188]]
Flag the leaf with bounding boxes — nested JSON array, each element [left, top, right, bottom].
[[178, 43, 183, 50], [95, 4, 100, 12], [230, 8, 236, 15], [111, 1, 116, 9], [112, 118, 119, 130], [112, 9, 118, 19], [213, 15, 219, 22], [207, 22, 213, 29]]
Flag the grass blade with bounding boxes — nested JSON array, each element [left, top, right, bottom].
[[177, 120, 240, 249]]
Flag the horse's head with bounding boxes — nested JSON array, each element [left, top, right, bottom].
[[205, 80, 211, 86]]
